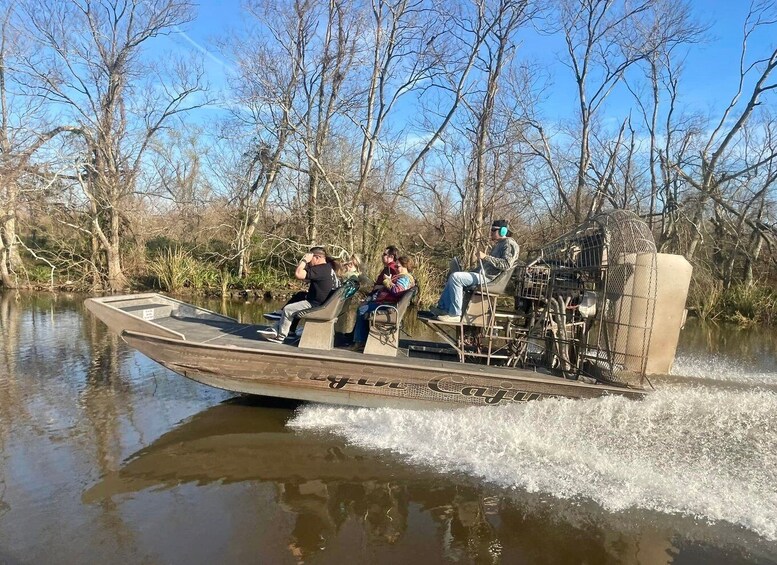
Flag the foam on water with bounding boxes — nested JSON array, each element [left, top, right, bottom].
[[672, 353, 777, 384], [290, 387, 777, 541]]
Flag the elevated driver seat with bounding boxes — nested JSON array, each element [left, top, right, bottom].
[[462, 264, 518, 326]]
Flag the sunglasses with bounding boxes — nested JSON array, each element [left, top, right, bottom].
[[490, 227, 500, 232]]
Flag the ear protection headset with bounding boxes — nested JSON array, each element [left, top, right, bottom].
[[499, 225, 508, 237]]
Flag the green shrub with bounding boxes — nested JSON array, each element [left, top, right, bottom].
[[149, 247, 193, 293], [687, 276, 724, 322], [218, 268, 233, 296], [26, 264, 56, 286], [188, 261, 220, 292], [145, 236, 177, 256], [238, 268, 288, 291], [721, 283, 777, 327], [408, 252, 445, 308], [687, 275, 777, 327]]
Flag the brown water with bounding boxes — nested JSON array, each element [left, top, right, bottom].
[[0, 292, 775, 564]]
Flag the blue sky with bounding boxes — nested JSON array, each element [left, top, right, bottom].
[[161, 0, 776, 125]]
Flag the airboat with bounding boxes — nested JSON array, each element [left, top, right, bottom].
[[85, 210, 692, 409]]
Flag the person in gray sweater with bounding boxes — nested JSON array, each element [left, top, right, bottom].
[[432, 220, 519, 322]]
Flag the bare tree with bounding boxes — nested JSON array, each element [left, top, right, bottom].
[[613, 0, 705, 243], [341, 0, 440, 254], [233, 0, 499, 266], [219, 0, 347, 276], [460, 0, 530, 260], [667, 1, 777, 265], [19, 0, 209, 290], [554, 0, 657, 222], [381, 0, 520, 257], [0, 4, 79, 288]]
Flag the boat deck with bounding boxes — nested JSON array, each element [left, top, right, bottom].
[[158, 313, 463, 362], [157, 315, 269, 346]]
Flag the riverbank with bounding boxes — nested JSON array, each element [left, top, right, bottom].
[[8, 272, 777, 329]]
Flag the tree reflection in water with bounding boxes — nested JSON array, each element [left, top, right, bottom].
[[82, 398, 697, 564]]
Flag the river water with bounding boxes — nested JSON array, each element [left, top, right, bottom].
[[0, 292, 775, 564]]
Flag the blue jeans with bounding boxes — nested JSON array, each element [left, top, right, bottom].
[[437, 271, 485, 316], [353, 302, 382, 344]]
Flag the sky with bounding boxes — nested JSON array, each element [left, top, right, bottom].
[[159, 0, 777, 127]]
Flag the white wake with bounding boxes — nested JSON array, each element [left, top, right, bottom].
[[290, 387, 777, 541], [672, 353, 777, 384]]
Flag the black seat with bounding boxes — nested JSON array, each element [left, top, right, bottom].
[[295, 278, 360, 321], [369, 285, 418, 326]]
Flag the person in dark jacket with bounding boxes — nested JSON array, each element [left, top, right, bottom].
[[368, 245, 400, 296]]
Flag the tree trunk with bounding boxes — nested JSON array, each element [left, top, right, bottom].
[[648, 59, 659, 229], [0, 232, 12, 288], [743, 229, 763, 286], [105, 244, 126, 291], [105, 198, 126, 290], [0, 178, 21, 287], [238, 245, 250, 279], [575, 110, 589, 223], [685, 195, 708, 260], [90, 231, 103, 290], [6, 210, 21, 270], [307, 172, 318, 244]]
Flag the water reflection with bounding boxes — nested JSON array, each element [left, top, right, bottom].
[[82, 398, 575, 563], [82, 398, 774, 564]]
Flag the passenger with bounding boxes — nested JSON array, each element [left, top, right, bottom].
[[350, 256, 415, 351], [431, 220, 519, 323], [338, 253, 362, 280], [258, 246, 340, 343], [370, 245, 400, 296], [265, 253, 344, 321]]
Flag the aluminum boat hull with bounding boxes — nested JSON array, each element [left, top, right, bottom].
[[85, 293, 647, 408]]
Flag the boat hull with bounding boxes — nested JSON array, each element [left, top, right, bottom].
[[85, 293, 647, 408], [123, 330, 646, 408]]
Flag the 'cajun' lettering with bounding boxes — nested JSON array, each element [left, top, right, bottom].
[[428, 376, 542, 405]]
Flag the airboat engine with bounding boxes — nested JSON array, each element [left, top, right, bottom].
[[515, 210, 691, 385]]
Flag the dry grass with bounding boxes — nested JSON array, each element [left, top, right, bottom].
[[409, 252, 446, 308]]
